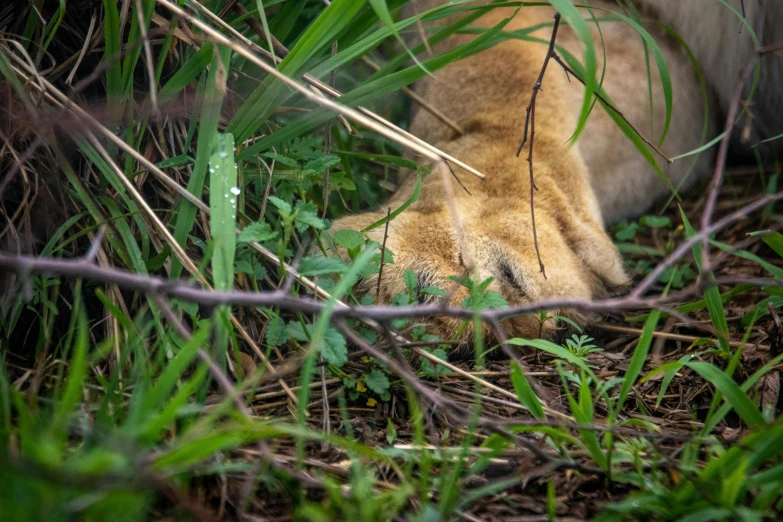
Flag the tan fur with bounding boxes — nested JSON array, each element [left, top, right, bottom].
[[332, 1, 770, 339]]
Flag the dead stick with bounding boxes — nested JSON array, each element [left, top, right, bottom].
[[376, 207, 392, 300], [515, 12, 562, 279]]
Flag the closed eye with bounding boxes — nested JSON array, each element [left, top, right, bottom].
[[497, 260, 525, 295]]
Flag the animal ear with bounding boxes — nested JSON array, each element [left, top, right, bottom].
[[557, 209, 630, 295]]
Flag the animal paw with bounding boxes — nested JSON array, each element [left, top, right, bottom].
[[330, 190, 628, 341]]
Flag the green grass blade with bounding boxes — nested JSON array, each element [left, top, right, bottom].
[[754, 132, 783, 148], [50, 303, 88, 437], [142, 325, 210, 412], [612, 307, 661, 421], [681, 208, 730, 352], [369, 0, 429, 74], [709, 239, 783, 280], [229, 0, 369, 141], [209, 132, 238, 292], [361, 174, 421, 232], [254, 0, 278, 62], [604, 10, 672, 146], [556, 46, 666, 182], [138, 365, 208, 442], [510, 362, 545, 419], [171, 45, 230, 278], [157, 43, 213, 104], [549, 0, 596, 142], [238, 16, 511, 159], [209, 132, 238, 360], [101, 0, 123, 123], [685, 361, 764, 429], [750, 230, 783, 258], [671, 131, 727, 161], [706, 351, 783, 432]]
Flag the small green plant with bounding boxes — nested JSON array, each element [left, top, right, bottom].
[[564, 334, 602, 359]]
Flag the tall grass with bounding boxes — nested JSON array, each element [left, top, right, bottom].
[[1, 0, 782, 520]]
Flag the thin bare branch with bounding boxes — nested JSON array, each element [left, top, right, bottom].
[[516, 13, 562, 279]]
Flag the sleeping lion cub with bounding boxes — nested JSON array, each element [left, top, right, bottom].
[[332, 0, 782, 339]]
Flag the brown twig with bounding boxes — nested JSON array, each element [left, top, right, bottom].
[[699, 57, 758, 274], [376, 207, 392, 300], [335, 320, 589, 470], [516, 13, 562, 279], [5, 176, 780, 331]]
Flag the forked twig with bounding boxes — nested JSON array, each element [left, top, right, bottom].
[[699, 56, 757, 273], [515, 13, 562, 279]]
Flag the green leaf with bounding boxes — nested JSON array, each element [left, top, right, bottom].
[[334, 229, 365, 251], [386, 419, 397, 445], [420, 348, 450, 377], [403, 269, 418, 294], [238, 221, 278, 243], [286, 323, 347, 367], [295, 210, 327, 230], [614, 220, 640, 241], [322, 327, 348, 366], [235, 258, 267, 280], [262, 151, 299, 168], [462, 290, 508, 310], [265, 317, 288, 346], [640, 215, 671, 228], [421, 286, 447, 297], [297, 256, 348, 276], [364, 369, 390, 395], [287, 321, 310, 342], [267, 196, 292, 216]]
